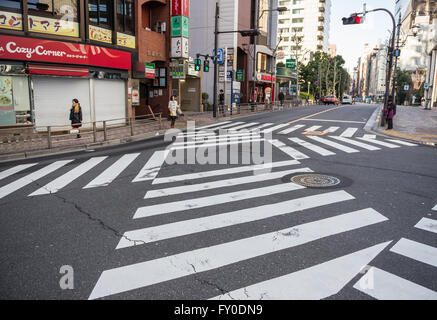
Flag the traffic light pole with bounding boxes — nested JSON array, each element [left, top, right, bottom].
[[213, 2, 219, 118]]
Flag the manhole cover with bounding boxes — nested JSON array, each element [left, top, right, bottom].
[[290, 173, 341, 188]]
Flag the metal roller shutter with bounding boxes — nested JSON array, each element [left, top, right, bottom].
[[93, 80, 126, 125]]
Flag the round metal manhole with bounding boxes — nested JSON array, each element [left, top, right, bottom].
[[290, 173, 341, 188]]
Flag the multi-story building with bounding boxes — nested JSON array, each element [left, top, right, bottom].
[[367, 43, 388, 102], [276, 0, 331, 65], [328, 44, 336, 58]]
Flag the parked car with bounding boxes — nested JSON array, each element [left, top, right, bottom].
[[322, 95, 339, 105], [342, 95, 353, 104]]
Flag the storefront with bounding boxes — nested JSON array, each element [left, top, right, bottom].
[[0, 35, 131, 128], [254, 72, 276, 103]]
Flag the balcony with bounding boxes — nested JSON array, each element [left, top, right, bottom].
[[319, 0, 325, 3], [317, 45, 323, 50], [318, 26, 324, 31], [317, 35, 324, 41], [318, 16, 325, 22]]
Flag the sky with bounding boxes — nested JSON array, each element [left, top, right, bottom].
[[329, 0, 396, 73]]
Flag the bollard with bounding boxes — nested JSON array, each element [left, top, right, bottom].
[[47, 126, 52, 149], [93, 122, 97, 142], [130, 117, 134, 136], [103, 121, 107, 141]]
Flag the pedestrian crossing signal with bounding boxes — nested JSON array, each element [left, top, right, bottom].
[[195, 59, 201, 71], [203, 59, 209, 72]]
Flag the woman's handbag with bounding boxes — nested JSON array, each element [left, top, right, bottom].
[[177, 106, 184, 117]]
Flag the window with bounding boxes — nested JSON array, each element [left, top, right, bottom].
[[279, 1, 289, 5], [89, 0, 112, 28], [154, 67, 166, 88], [279, 28, 289, 33], [27, 0, 79, 20], [293, 0, 303, 4], [292, 18, 304, 23], [0, 0, 22, 12], [117, 0, 134, 34], [292, 27, 303, 32], [292, 8, 304, 14]]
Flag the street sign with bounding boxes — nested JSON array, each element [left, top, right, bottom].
[[404, 84, 409, 91], [394, 49, 401, 57], [217, 48, 224, 64], [236, 69, 244, 82], [424, 83, 429, 89], [286, 58, 296, 70], [315, 80, 319, 86], [227, 70, 233, 81]]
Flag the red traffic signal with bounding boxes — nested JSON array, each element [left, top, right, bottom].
[[342, 15, 364, 25]]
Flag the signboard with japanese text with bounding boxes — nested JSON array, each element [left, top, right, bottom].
[[89, 25, 112, 44], [28, 15, 79, 37], [171, 16, 189, 37], [145, 63, 155, 79], [171, 37, 189, 58], [0, 12, 23, 31], [172, 0, 190, 17], [170, 60, 185, 79], [236, 69, 244, 82], [0, 35, 131, 70], [117, 33, 136, 49]]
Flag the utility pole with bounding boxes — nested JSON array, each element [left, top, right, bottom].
[[252, 1, 259, 107], [392, 13, 401, 102], [213, 2, 219, 118], [333, 59, 337, 95], [318, 62, 321, 101]]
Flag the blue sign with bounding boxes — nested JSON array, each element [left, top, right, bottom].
[[424, 83, 429, 89], [217, 48, 224, 64]]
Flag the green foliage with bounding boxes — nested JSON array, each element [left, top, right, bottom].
[[300, 92, 314, 100], [395, 69, 413, 105]]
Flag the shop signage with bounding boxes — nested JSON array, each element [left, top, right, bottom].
[[171, 0, 190, 17], [236, 69, 244, 82], [256, 73, 275, 82], [0, 35, 131, 70], [171, 37, 189, 58], [117, 33, 136, 49], [145, 63, 156, 79], [187, 63, 199, 76], [28, 15, 79, 38], [0, 12, 23, 31], [89, 25, 112, 44], [171, 16, 189, 37], [170, 60, 185, 79]]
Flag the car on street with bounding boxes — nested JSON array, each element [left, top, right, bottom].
[[322, 95, 339, 105], [342, 94, 353, 104]]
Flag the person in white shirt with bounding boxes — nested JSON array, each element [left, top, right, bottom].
[[168, 95, 179, 128]]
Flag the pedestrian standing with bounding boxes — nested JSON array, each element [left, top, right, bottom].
[[219, 89, 225, 116], [70, 98, 82, 138], [385, 95, 396, 130], [168, 95, 179, 128], [278, 91, 285, 107]]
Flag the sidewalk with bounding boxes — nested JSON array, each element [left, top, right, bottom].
[[374, 105, 437, 146]]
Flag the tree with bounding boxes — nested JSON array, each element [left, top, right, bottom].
[[395, 69, 413, 105]]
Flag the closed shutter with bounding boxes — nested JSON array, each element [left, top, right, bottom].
[[33, 77, 91, 128], [94, 80, 126, 124]]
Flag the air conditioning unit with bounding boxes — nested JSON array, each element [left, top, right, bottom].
[[161, 22, 166, 33]]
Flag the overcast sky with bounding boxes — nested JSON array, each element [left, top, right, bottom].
[[329, 0, 396, 72]]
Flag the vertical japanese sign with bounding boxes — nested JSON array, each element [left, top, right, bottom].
[[172, 0, 190, 17], [171, 0, 189, 62], [145, 63, 156, 79]]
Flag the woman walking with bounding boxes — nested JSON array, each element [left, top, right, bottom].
[[70, 98, 82, 138], [168, 95, 179, 128], [385, 95, 396, 130]]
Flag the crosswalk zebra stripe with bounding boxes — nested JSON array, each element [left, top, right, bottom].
[[227, 122, 259, 131], [135, 182, 305, 218], [249, 123, 275, 131], [145, 167, 312, 199], [363, 134, 376, 139], [132, 150, 169, 182], [357, 138, 400, 148], [262, 123, 290, 133], [118, 190, 354, 249], [390, 238, 437, 267], [0, 163, 38, 181], [385, 139, 418, 146], [288, 137, 335, 156], [325, 126, 340, 133], [307, 136, 359, 153], [268, 139, 309, 160], [305, 126, 322, 132], [353, 266, 437, 300], [197, 121, 232, 129], [340, 128, 358, 137], [89, 208, 388, 300], [330, 136, 381, 151], [84, 153, 141, 189], [433, 204, 437, 211], [211, 241, 391, 300], [176, 132, 261, 141], [173, 134, 261, 146], [414, 217, 437, 234], [178, 132, 216, 138], [152, 160, 300, 184], [0, 160, 73, 199], [29, 157, 108, 196], [170, 138, 265, 150], [215, 122, 245, 129], [277, 124, 306, 134]]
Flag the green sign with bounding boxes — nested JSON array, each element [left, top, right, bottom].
[[286, 59, 296, 70], [171, 16, 189, 37], [236, 69, 244, 82], [145, 62, 155, 79], [170, 60, 185, 79]]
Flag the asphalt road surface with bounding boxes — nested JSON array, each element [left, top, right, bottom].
[[1, 103, 436, 300]]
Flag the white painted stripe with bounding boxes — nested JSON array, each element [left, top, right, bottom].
[[215, 122, 245, 129], [390, 238, 437, 267], [262, 123, 290, 133], [302, 119, 366, 124], [118, 190, 354, 248], [363, 134, 376, 139], [152, 160, 300, 184], [0, 163, 38, 181], [212, 241, 391, 300], [415, 218, 437, 234], [325, 126, 340, 133], [340, 128, 358, 137], [227, 122, 259, 131], [177, 132, 216, 138], [278, 124, 306, 134], [173, 135, 261, 146], [307, 136, 359, 153], [305, 126, 322, 132], [330, 136, 381, 151], [132, 150, 169, 182], [197, 121, 232, 129], [268, 139, 309, 160], [353, 267, 437, 300], [357, 138, 400, 148], [0, 160, 73, 199], [288, 137, 335, 156], [170, 138, 265, 150], [385, 139, 418, 146], [84, 153, 140, 188], [145, 167, 313, 199], [249, 123, 275, 131], [29, 157, 107, 196], [90, 208, 388, 300], [433, 204, 437, 211], [176, 131, 262, 141], [135, 182, 305, 218]]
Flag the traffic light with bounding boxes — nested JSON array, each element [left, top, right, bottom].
[[342, 15, 363, 25], [203, 59, 209, 72], [195, 58, 201, 71]]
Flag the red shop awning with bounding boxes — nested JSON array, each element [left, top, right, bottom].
[[27, 64, 89, 77]]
